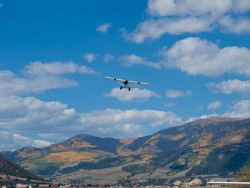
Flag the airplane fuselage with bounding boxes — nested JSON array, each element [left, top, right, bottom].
[[121, 81, 131, 91], [123, 80, 129, 87]]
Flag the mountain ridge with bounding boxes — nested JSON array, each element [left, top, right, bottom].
[[1, 117, 249, 184]]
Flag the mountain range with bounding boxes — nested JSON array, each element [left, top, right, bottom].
[[1, 117, 249, 185]]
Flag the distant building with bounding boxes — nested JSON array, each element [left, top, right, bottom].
[[16, 184, 28, 188], [38, 184, 50, 188]]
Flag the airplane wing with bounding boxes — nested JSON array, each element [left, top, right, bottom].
[[128, 80, 150, 85], [105, 77, 126, 83], [105, 77, 150, 85], [207, 182, 250, 186]]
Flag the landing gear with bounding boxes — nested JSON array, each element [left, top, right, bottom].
[[120, 86, 122, 90], [128, 87, 131, 91]]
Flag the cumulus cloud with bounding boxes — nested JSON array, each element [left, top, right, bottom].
[[0, 70, 78, 96], [0, 94, 183, 142], [123, 0, 250, 43], [166, 89, 191, 98], [166, 90, 184, 98], [162, 37, 250, 76], [186, 114, 219, 123], [187, 100, 250, 123], [79, 109, 184, 132], [223, 100, 250, 118], [234, 0, 250, 12], [83, 53, 99, 63], [104, 88, 160, 102], [0, 61, 96, 96], [0, 131, 52, 151], [207, 79, 250, 96], [81, 109, 183, 138], [123, 17, 213, 43], [0, 96, 80, 134], [102, 53, 161, 68], [147, 0, 234, 17], [119, 54, 161, 69], [103, 54, 115, 62], [24, 61, 96, 75], [207, 101, 223, 110], [96, 23, 112, 33], [219, 16, 250, 33]]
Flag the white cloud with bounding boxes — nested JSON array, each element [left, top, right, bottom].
[[83, 53, 99, 63], [103, 54, 115, 62], [207, 101, 223, 110], [123, 17, 212, 43], [223, 100, 250, 118], [0, 61, 96, 96], [79, 109, 184, 132], [166, 90, 184, 98], [0, 131, 52, 151], [0, 71, 77, 96], [219, 16, 250, 33], [0, 3, 2, 8], [164, 103, 177, 107], [234, 0, 250, 12], [102, 53, 161, 68], [0, 94, 183, 144], [207, 79, 250, 96], [186, 114, 219, 123], [24, 61, 96, 75], [187, 100, 250, 123], [96, 23, 112, 33], [104, 88, 160, 102], [0, 96, 80, 134], [32, 140, 52, 148], [162, 37, 250, 76], [119, 54, 161, 69], [166, 89, 191, 98], [147, 0, 234, 17], [123, 0, 250, 43]]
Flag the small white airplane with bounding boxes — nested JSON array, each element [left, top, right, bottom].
[[105, 77, 150, 91]]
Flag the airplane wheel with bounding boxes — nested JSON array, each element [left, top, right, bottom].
[[120, 86, 122, 90]]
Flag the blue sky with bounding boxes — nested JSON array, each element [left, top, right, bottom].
[[0, 0, 250, 151]]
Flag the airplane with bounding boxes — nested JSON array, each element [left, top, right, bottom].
[[104, 77, 150, 91]]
